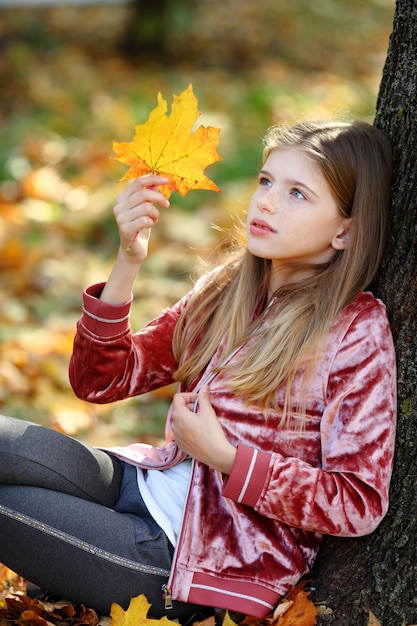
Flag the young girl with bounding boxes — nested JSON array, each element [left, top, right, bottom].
[[0, 120, 396, 622]]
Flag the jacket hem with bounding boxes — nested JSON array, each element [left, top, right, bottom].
[[186, 572, 280, 618]]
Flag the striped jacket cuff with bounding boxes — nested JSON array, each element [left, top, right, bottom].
[[222, 444, 271, 507], [81, 283, 133, 337]]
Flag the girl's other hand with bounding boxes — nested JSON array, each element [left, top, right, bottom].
[[114, 174, 170, 264], [170, 386, 237, 474]]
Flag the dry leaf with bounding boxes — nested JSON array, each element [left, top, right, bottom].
[[315, 605, 333, 616], [239, 615, 262, 626], [110, 594, 178, 626], [271, 600, 294, 620], [113, 84, 222, 198], [278, 593, 317, 626], [0, 594, 98, 626], [273, 583, 317, 626], [193, 616, 216, 626], [367, 611, 382, 626]]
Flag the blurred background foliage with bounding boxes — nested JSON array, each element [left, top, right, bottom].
[[0, 0, 394, 446]]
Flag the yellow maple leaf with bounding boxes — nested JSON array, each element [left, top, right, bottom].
[[110, 594, 178, 626], [113, 84, 222, 199], [222, 611, 242, 626]]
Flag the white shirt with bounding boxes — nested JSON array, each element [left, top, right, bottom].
[[136, 459, 192, 546]]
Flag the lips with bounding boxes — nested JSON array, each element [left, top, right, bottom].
[[249, 218, 276, 235]]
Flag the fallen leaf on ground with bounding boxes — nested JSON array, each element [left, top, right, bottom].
[[367, 611, 382, 626], [271, 600, 294, 619], [110, 594, 178, 626], [267, 582, 317, 626], [315, 604, 333, 615], [0, 594, 99, 626], [192, 616, 216, 626], [113, 84, 222, 198]]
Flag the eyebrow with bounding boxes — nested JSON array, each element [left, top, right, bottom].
[[259, 169, 320, 199]]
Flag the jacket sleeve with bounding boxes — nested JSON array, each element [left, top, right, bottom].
[[222, 302, 397, 537], [69, 283, 188, 402]]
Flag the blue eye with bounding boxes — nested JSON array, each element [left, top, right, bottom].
[[291, 188, 305, 199], [259, 176, 272, 187]]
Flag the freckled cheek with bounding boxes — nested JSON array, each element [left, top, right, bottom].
[[245, 203, 258, 230], [247, 197, 258, 215]]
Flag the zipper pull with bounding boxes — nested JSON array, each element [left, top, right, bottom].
[[162, 584, 173, 610]]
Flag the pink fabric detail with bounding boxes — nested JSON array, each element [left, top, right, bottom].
[[187, 572, 277, 617], [223, 444, 271, 506], [103, 440, 188, 470], [81, 283, 132, 336]]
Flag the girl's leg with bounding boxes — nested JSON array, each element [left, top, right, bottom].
[[0, 481, 175, 617], [0, 416, 209, 620], [0, 414, 122, 506]]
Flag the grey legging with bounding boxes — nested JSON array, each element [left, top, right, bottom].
[[0, 414, 208, 620]]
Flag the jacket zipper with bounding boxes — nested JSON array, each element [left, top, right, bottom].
[[162, 584, 173, 609], [162, 457, 195, 609], [161, 344, 244, 610]]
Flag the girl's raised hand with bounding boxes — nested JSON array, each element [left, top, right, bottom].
[[114, 174, 170, 264]]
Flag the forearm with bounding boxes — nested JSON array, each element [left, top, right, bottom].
[[99, 174, 170, 305], [100, 246, 142, 305], [223, 444, 391, 537], [70, 282, 185, 401]]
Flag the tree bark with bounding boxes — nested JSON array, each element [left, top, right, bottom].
[[311, 1, 417, 625]]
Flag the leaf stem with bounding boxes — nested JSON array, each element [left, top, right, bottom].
[[126, 233, 138, 252]]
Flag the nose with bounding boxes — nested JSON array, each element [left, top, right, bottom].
[[256, 188, 277, 214]]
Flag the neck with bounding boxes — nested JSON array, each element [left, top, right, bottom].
[[268, 265, 318, 296]]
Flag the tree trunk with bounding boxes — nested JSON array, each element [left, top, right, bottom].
[[311, 1, 417, 625], [119, 0, 195, 62]]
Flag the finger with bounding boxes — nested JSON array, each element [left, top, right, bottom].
[[118, 189, 169, 213], [174, 391, 198, 406], [117, 178, 170, 208], [192, 385, 213, 416], [136, 174, 170, 188], [124, 175, 170, 192], [196, 385, 211, 407], [116, 210, 157, 246]]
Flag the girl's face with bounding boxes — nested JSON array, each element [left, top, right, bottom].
[[247, 147, 351, 288]]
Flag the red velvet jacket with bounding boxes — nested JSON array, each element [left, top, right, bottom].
[[69, 281, 396, 618]]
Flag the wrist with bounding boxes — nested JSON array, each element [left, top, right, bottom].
[[117, 245, 144, 268], [100, 251, 142, 305], [211, 443, 237, 475]]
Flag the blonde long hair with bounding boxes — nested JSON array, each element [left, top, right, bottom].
[[172, 121, 392, 413]]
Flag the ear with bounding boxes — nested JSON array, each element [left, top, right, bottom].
[[332, 218, 352, 251]]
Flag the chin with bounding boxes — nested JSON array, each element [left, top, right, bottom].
[[247, 244, 270, 260]]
